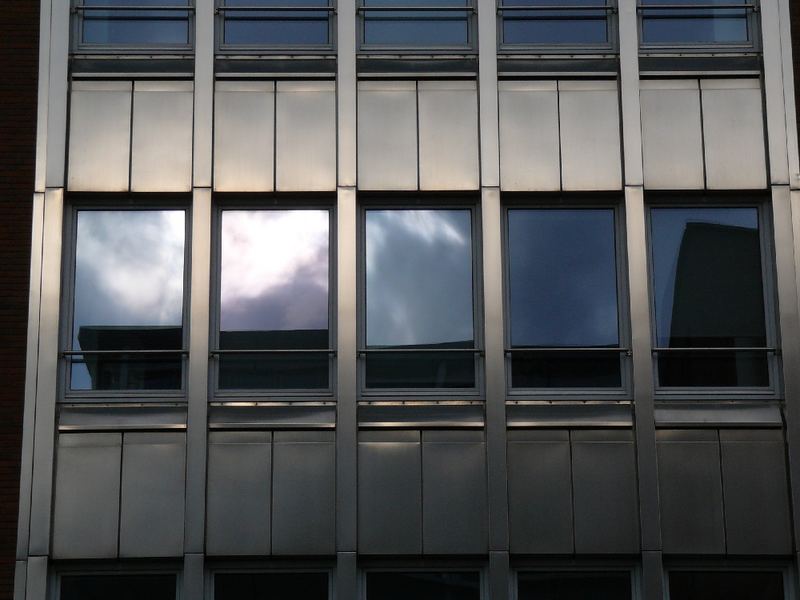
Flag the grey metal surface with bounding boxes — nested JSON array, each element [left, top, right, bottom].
[[640, 80, 704, 190], [194, 0, 214, 188], [67, 81, 132, 191], [213, 81, 275, 192], [422, 431, 488, 554], [23, 557, 46, 600], [777, 0, 800, 187], [32, 0, 51, 193], [571, 430, 640, 554], [358, 433, 422, 554], [209, 404, 336, 428], [478, 0, 500, 189], [418, 80, 480, 191], [507, 430, 573, 554], [498, 81, 560, 192], [119, 432, 186, 557], [641, 551, 665, 600], [655, 403, 783, 427], [44, 0, 69, 189], [760, 0, 790, 185], [337, 552, 358, 600], [701, 79, 767, 190], [275, 81, 336, 192], [507, 403, 633, 428], [130, 81, 194, 192], [337, 0, 357, 188], [183, 553, 205, 600], [559, 80, 622, 191], [618, 0, 643, 187], [13, 561, 25, 600], [206, 431, 271, 556], [272, 432, 336, 555], [58, 405, 188, 431], [358, 403, 484, 428], [52, 433, 121, 559], [657, 430, 725, 554], [357, 81, 418, 191]]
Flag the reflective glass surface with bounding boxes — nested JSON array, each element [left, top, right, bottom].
[[61, 575, 176, 600], [640, 0, 749, 45], [650, 207, 768, 387], [518, 572, 632, 600], [365, 209, 475, 388], [81, 0, 191, 45], [367, 572, 481, 600], [71, 210, 185, 391], [501, 0, 608, 45], [362, 0, 471, 47], [222, 0, 331, 45], [668, 571, 784, 600], [219, 210, 329, 389], [215, 573, 329, 600]]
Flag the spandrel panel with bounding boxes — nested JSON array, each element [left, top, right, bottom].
[[81, 0, 191, 45], [362, 0, 471, 46], [61, 575, 177, 600], [70, 210, 186, 391], [222, 0, 331, 45], [366, 572, 481, 600], [214, 573, 329, 600], [218, 210, 329, 389], [501, 0, 609, 45], [518, 572, 632, 600]]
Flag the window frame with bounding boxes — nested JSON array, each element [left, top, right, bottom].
[[663, 561, 793, 600], [512, 564, 640, 600]]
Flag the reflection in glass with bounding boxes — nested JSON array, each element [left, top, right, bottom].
[[215, 573, 329, 600], [507, 209, 621, 388], [61, 575, 177, 600], [367, 572, 480, 600], [668, 571, 784, 600], [518, 572, 632, 600], [222, 0, 331, 45], [71, 210, 185, 391], [650, 207, 768, 387], [365, 209, 475, 388], [501, 0, 608, 45], [218, 210, 330, 389], [362, 0, 471, 47], [81, 0, 192, 45], [640, 0, 749, 45]]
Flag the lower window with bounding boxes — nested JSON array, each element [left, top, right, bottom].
[[214, 572, 329, 600], [60, 574, 177, 600], [517, 571, 632, 599], [668, 571, 784, 600], [366, 572, 480, 600]]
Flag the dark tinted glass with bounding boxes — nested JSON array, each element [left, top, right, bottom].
[[518, 572, 632, 600], [640, 0, 749, 45], [61, 574, 176, 600], [215, 572, 329, 600], [668, 571, 784, 600], [71, 210, 185, 391], [81, 0, 191, 45], [219, 210, 329, 389], [508, 209, 621, 388], [650, 207, 768, 387], [362, 0, 471, 46], [502, 0, 608, 45], [222, 0, 331, 45], [367, 572, 480, 600], [365, 209, 475, 388]]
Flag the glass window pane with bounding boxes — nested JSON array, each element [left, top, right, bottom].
[[71, 210, 185, 391], [365, 209, 475, 388], [222, 0, 331, 45], [668, 571, 784, 600], [640, 0, 749, 45], [650, 207, 768, 387], [81, 0, 191, 45], [61, 575, 176, 600], [219, 210, 330, 390], [502, 0, 608, 45], [215, 573, 329, 600], [362, 0, 470, 46], [366, 572, 481, 600], [518, 572, 632, 600]]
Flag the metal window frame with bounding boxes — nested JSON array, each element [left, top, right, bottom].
[[54, 565, 183, 600], [59, 196, 193, 403], [361, 566, 488, 600], [207, 566, 335, 600], [663, 560, 796, 600], [502, 195, 633, 401], [511, 562, 642, 600], [209, 196, 338, 401], [358, 196, 485, 400]]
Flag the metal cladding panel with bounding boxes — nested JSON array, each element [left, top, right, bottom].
[[357, 81, 418, 190], [206, 432, 271, 556], [640, 80, 704, 190], [701, 79, 767, 190], [52, 433, 121, 559], [119, 432, 186, 558], [422, 435, 489, 554], [272, 434, 336, 555], [275, 81, 336, 191], [558, 81, 622, 191], [657, 431, 725, 554], [498, 81, 560, 192], [213, 81, 275, 192], [418, 80, 480, 191], [571, 434, 640, 554], [130, 81, 194, 192], [720, 431, 792, 554], [358, 438, 422, 554], [67, 81, 131, 192], [507, 437, 573, 554]]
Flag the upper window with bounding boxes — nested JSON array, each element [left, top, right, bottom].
[[218, 0, 335, 48], [499, 0, 614, 49], [667, 571, 785, 600], [60, 574, 177, 600], [74, 0, 193, 48], [66, 209, 187, 393], [359, 0, 474, 50], [366, 572, 481, 600], [638, 0, 756, 48], [649, 206, 774, 390], [517, 571, 632, 600], [362, 207, 479, 391], [215, 572, 329, 600]]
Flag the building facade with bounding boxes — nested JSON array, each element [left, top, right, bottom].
[[6, 0, 800, 599]]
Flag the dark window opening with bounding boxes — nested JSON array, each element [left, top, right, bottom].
[[518, 572, 632, 600], [214, 572, 329, 600], [366, 572, 481, 600], [668, 571, 784, 600], [61, 574, 177, 600]]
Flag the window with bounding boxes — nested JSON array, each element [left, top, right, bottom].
[[506, 207, 626, 390], [362, 208, 479, 390], [498, 0, 614, 49], [667, 571, 785, 600], [74, 0, 193, 48], [366, 572, 480, 600], [649, 206, 773, 389], [218, 0, 334, 48], [359, 0, 474, 49], [66, 209, 187, 392], [213, 208, 332, 392], [215, 572, 329, 600], [638, 0, 755, 48], [517, 572, 632, 599], [60, 574, 177, 600]]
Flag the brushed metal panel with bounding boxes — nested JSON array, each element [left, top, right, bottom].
[[206, 431, 271, 556], [418, 80, 480, 191], [498, 81, 560, 191], [131, 81, 194, 192], [272, 432, 335, 555], [214, 81, 275, 192], [422, 435, 488, 554], [68, 81, 132, 192], [657, 432, 725, 554], [193, 0, 214, 188], [119, 432, 186, 558], [640, 80, 704, 190], [52, 433, 121, 559], [357, 81, 418, 190], [559, 80, 622, 191], [571, 432, 640, 553], [358, 437, 422, 554], [507, 438, 573, 554], [701, 79, 767, 190], [275, 81, 336, 191]]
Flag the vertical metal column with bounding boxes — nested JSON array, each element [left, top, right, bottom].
[[776, 0, 799, 187], [760, 0, 790, 185]]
